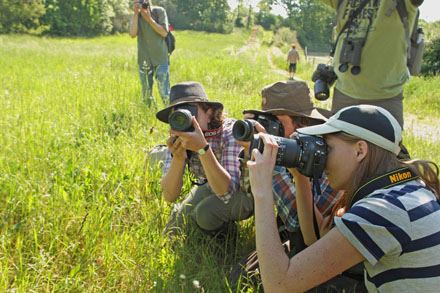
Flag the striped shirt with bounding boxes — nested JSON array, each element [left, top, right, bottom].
[[163, 118, 241, 203], [335, 180, 440, 291]]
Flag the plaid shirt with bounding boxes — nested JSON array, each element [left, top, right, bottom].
[[163, 118, 241, 203], [240, 164, 342, 232]]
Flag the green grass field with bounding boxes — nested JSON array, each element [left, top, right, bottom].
[[1, 28, 439, 291]]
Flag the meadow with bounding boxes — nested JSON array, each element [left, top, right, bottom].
[[1, 28, 439, 291]]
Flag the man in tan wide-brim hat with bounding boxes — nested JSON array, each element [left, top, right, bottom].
[[230, 80, 351, 291]]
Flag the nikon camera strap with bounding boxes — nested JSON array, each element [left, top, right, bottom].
[[349, 167, 418, 208]]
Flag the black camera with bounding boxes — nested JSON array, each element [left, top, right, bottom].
[[233, 114, 285, 141], [311, 64, 338, 101], [249, 134, 327, 178], [168, 105, 198, 132], [138, 0, 149, 9]]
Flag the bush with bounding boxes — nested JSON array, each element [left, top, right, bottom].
[[0, 0, 46, 33], [421, 37, 440, 76]]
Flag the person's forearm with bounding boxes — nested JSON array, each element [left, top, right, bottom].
[[140, 10, 167, 37], [254, 189, 291, 292], [129, 13, 138, 38], [293, 174, 324, 246], [199, 149, 231, 196], [161, 158, 185, 202]]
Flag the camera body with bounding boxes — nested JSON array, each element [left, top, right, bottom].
[[232, 114, 285, 141], [311, 64, 338, 101], [249, 134, 327, 178], [138, 0, 149, 9], [168, 105, 198, 132]]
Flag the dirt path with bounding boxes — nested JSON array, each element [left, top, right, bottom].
[[235, 26, 259, 55]]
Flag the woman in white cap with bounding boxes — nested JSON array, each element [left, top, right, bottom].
[[247, 105, 440, 292]]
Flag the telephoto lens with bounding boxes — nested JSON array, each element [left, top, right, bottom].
[[232, 119, 257, 141], [249, 134, 327, 178]]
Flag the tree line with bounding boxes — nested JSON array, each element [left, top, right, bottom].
[[0, 0, 438, 75]]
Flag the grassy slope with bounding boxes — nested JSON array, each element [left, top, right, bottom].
[[0, 30, 439, 291]]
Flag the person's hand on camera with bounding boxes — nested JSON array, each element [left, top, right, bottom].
[[133, 0, 141, 13], [166, 135, 186, 161], [247, 133, 278, 200], [169, 117, 208, 153]]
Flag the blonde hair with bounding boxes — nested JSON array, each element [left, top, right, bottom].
[[331, 132, 440, 217]]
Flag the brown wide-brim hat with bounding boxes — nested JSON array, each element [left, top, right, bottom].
[[156, 81, 223, 123], [243, 80, 330, 122]]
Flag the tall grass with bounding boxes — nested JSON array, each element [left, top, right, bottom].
[[0, 29, 439, 291]]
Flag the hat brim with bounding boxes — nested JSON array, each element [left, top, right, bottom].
[[296, 123, 340, 136], [156, 101, 223, 123], [243, 108, 328, 122]]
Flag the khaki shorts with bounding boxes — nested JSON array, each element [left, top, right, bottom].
[[332, 88, 404, 128]]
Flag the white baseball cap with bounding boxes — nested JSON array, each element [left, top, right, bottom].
[[297, 105, 402, 155]]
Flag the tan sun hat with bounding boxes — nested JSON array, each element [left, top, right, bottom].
[[243, 80, 330, 122]]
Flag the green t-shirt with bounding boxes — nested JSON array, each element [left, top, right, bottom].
[[136, 7, 169, 67], [321, 0, 418, 100]]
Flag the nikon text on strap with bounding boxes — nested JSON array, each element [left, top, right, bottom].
[[349, 167, 418, 208]]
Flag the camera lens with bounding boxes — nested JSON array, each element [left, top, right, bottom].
[[314, 80, 330, 101], [169, 109, 193, 132], [250, 136, 301, 168], [141, 1, 149, 9], [232, 119, 256, 141]]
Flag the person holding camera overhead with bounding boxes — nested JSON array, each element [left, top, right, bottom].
[[230, 80, 353, 290], [313, 0, 424, 128], [129, 0, 170, 107], [156, 81, 254, 237], [248, 104, 440, 291]]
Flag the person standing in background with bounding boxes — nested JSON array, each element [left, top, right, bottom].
[[287, 44, 300, 80], [129, 0, 170, 107]]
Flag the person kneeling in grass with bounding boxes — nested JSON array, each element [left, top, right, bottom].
[[157, 81, 253, 237]]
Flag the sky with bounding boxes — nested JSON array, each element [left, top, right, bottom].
[[227, 0, 440, 22]]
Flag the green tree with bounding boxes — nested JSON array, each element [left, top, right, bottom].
[[40, 0, 130, 36], [421, 37, 440, 76], [276, 0, 334, 52], [157, 0, 230, 33], [0, 0, 46, 33]]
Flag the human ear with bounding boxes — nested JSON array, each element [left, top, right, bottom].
[[355, 141, 368, 162]]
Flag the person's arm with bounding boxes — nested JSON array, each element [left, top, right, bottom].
[[289, 168, 325, 245], [140, 8, 168, 37], [161, 136, 186, 202], [129, 1, 140, 38], [295, 51, 300, 64], [248, 133, 364, 292], [170, 117, 231, 196]]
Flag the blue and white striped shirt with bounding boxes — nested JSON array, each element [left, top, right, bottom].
[[335, 180, 440, 291]]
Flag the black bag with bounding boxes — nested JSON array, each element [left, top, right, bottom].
[[165, 31, 175, 55], [152, 8, 175, 55]]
